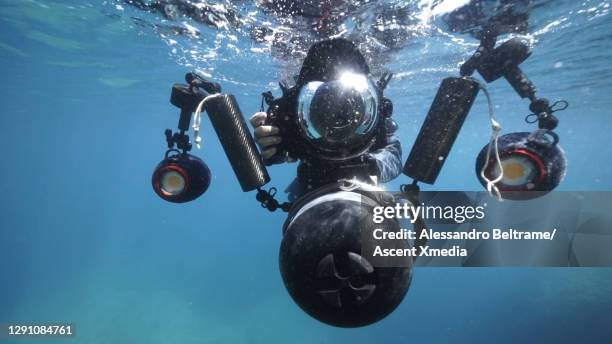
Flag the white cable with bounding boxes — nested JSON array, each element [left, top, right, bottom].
[[338, 177, 384, 192], [192, 94, 220, 149], [475, 79, 504, 201], [338, 177, 361, 192]]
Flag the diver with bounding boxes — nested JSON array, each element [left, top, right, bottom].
[[249, 38, 403, 200]]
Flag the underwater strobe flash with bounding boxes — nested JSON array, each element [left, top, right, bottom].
[[152, 149, 211, 203], [476, 130, 566, 200]]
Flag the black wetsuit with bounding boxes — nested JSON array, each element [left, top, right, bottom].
[[280, 129, 403, 201]]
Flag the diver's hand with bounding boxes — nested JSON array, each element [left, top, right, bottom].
[[250, 112, 281, 160]]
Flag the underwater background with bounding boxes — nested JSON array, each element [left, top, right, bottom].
[[1, 0, 612, 343]]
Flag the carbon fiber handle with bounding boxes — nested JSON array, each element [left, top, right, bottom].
[[206, 94, 270, 191], [403, 77, 480, 184]]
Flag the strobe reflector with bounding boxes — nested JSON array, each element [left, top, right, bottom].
[[152, 151, 211, 203], [476, 131, 566, 200]]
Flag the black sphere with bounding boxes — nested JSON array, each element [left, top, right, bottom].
[[280, 189, 413, 327], [152, 153, 211, 203]]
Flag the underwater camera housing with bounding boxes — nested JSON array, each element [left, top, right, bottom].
[[262, 39, 395, 163], [264, 77, 391, 162]]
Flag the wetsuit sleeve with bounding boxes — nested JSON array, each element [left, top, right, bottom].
[[366, 135, 403, 183]]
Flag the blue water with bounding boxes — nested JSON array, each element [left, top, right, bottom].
[[1, 0, 611, 343]]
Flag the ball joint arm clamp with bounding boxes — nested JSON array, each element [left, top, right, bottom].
[[256, 187, 292, 212], [460, 31, 567, 131], [164, 72, 217, 153]]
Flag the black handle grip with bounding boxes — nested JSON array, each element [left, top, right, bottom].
[[206, 94, 271, 191], [403, 77, 480, 184]]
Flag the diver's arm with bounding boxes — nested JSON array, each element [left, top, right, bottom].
[[367, 134, 403, 183]]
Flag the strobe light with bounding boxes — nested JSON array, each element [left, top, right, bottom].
[[476, 131, 566, 200], [152, 151, 211, 203]]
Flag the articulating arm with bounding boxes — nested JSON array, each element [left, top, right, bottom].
[[460, 30, 566, 131]]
